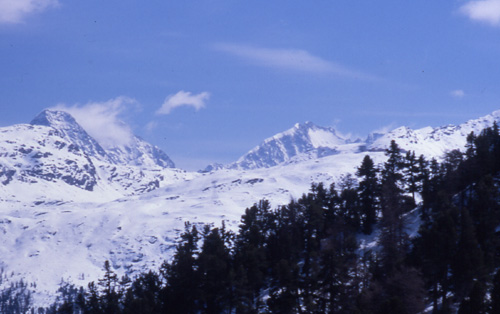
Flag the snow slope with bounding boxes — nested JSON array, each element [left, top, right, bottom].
[[366, 110, 500, 156], [1, 109, 500, 306]]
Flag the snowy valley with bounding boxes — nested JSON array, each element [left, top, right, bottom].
[[1, 109, 500, 306]]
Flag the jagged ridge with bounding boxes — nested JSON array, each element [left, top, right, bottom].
[[227, 110, 500, 170]]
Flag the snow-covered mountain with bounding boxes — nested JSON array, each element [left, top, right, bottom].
[[30, 109, 175, 168], [226, 110, 500, 171], [229, 121, 359, 170], [1, 109, 500, 306], [366, 110, 500, 156], [0, 109, 186, 204]]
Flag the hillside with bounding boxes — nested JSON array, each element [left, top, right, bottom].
[[1, 109, 500, 306]]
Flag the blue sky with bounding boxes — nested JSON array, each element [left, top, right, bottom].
[[1, 0, 500, 170]]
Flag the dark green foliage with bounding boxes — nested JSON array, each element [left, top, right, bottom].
[[197, 225, 234, 313], [451, 208, 484, 301], [122, 272, 161, 314], [356, 155, 379, 234], [49, 281, 84, 314], [379, 141, 409, 272], [458, 280, 486, 314], [233, 200, 271, 312], [161, 223, 201, 313], [404, 151, 420, 203], [98, 261, 120, 314], [0, 279, 32, 314], [412, 203, 458, 310], [410, 125, 500, 311]]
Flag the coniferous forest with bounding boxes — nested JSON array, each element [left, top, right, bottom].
[[11, 125, 500, 313]]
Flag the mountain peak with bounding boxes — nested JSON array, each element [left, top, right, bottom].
[[31, 109, 108, 159], [295, 121, 315, 128], [229, 121, 351, 170], [30, 109, 175, 169], [31, 109, 78, 128]]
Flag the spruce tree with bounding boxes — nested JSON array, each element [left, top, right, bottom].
[[412, 201, 458, 311], [403, 151, 420, 204], [123, 271, 162, 314], [162, 223, 201, 314], [379, 140, 407, 272], [452, 208, 484, 302], [97, 260, 120, 314], [197, 225, 234, 314], [233, 200, 271, 312], [356, 155, 379, 234]]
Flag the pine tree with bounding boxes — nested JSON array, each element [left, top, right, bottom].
[[403, 151, 420, 204], [379, 140, 407, 273], [469, 175, 500, 273], [233, 200, 271, 312], [86, 281, 101, 314], [412, 201, 458, 311], [356, 155, 379, 234], [318, 216, 359, 313], [266, 201, 303, 313], [162, 223, 201, 314], [98, 260, 120, 314], [197, 225, 234, 314], [383, 140, 404, 186], [339, 184, 361, 232], [123, 271, 162, 314], [300, 184, 333, 312], [452, 208, 484, 302]]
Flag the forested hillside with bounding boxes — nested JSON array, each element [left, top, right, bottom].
[[9, 125, 500, 313]]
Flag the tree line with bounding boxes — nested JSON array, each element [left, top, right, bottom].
[[11, 124, 500, 313]]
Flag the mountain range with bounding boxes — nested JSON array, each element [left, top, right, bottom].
[[1, 108, 500, 305]]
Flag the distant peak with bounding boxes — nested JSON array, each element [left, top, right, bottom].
[[295, 121, 316, 128], [486, 109, 500, 121], [30, 109, 78, 127]]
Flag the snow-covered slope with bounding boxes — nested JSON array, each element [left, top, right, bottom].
[[0, 150, 388, 306], [367, 110, 500, 156], [1, 109, 500, 307]]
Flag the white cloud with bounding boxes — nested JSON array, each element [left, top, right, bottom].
[[450, 89, 466, 98], [459, 0, 500, 26], [156, 90, 210, 115], [373, 123, 396, 135], [145, 121, 158, 132], [0, 0, 59, 24], [53, 96, 138, 148], [213, 43, 379, 80]]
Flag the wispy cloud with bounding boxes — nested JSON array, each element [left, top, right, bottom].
[[373, 123, 397, 134], [0, 0, 59, 24], [459, 0, 500, 26], [213, 43, 379, 80], [145, 121, 158, 132], [53, 96, 138, 148], [156, 90, 210, 115], [450, 89, 465, 98]]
